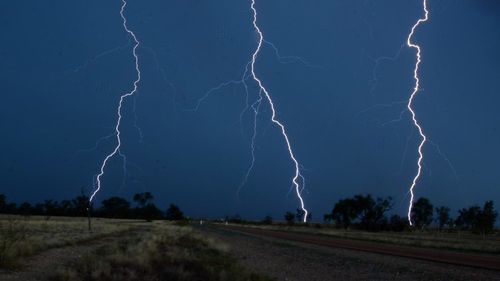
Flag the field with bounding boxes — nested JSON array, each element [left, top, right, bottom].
[[0, 215, 270, 281], [0, 215, 133, 268], [1, 215, 499, 281]]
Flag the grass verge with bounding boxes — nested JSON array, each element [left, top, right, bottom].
[[0, 215, 134, 268], [226, 223, 500, 255], [49, 223, 273, 281]]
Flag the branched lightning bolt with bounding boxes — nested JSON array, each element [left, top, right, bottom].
[[263, 39, 325, 70], [356, 45, 407, 126], [406, 0, 429, 225], [189, 39, 319, 115], [237, 90, 262, 197], [132, 96, 144, 143], [72, 132, 115, 159], [90, 0, 141, 202], [71, 42, 130, 73], [186, 65, 251, 112], [250, 0, 308, 222], [427, 139, 459, 180], [381, 108, 408, 127], [367, 44, 405, 96]]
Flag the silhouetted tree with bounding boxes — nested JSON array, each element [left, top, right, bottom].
[[331, 198, 358, 229], [133, 192, 153, 208], [131, 192, 160, 221], [435, 206, 451, 231], [0, 194, 6, 213], [388, 215, 408, 232], [323, 214, 333, 224], [456, 205, 481, 230], [142, 203, 163, 221], [71, 195, 89, 217], [42, 200, 59, 219], [100, 197, 130, 218], [353, 195, 372, 217], [227, 214, 242, 223], [4, 203, 17, 214], [32, 203, 45, 216], [59, 200, 73, 216], [455, 201, 497, 237], [477, 201, 497, 237], [294, 208, 302, 222], [411, 197, 433, 229], [18, 202, 32, 216], [356, 195, 392, 231], [261, 215, 273, 225], [284, 211, 295, 225], [165, 204, 184, 221]]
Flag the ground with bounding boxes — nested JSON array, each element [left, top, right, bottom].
[[200, 225, 500, 281], [1, 216, 499, 281]]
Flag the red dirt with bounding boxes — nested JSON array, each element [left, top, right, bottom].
[[222, 225, 500, 271]]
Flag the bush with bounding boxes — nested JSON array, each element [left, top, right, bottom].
[[0, 217, 33, 267], [49, 224, 272, 281]]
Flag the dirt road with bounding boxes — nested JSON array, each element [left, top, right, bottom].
[[201, 224, 500, 281], [221, 225, 500, 271]]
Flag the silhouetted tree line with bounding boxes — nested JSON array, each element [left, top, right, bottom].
[[0, 193, 185, 222], [282, 208, 313, 226], [322, 195, 394, 231], [320, 194, 497, 234]]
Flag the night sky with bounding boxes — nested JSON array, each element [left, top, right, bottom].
[[1, 0, 499, 220]]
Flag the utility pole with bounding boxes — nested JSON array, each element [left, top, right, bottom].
[[87, 202, 92, 232], [81, 186, 92, 232]]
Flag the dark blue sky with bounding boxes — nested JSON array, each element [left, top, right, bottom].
[[1, 1, 499, 220]]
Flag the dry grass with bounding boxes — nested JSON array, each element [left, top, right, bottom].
[[50, 222, 272, 281], [235, 223, 500, 254], [0, 215, 136, 267]]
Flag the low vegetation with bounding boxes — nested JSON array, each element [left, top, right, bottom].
[[49, 223, 271, 281], [0, 215, 133, 268], [223, 194, 499, 254], [1, 190, 498, 275]]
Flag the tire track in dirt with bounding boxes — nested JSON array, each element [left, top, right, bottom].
[[0, 227, 146, 281], [221, 225, 500, 271]]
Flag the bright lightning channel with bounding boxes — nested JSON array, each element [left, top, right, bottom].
[[406, 0, 429, 225], [90, 0, 141, 202], [250, 0, 308, 222]]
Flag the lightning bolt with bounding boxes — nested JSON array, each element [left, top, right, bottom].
[[237, 90, 262, 197], [71, 42, 130, 74], [90, 0, 141, 202], [367, 44, 405, 96], [250, 0, 308, 222], [406, 0, 429, 225], [72, 132, 115, 159], [263, 39, 325, 70], [132, 96, 144, 143]]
